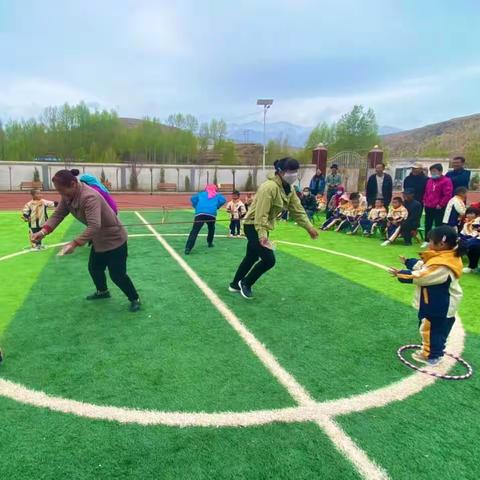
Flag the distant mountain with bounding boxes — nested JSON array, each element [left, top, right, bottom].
[[227, 121, 312, 148], [228, 121, 403, 147], [379, 125, 403, 135], [382, 113, 480, 158]]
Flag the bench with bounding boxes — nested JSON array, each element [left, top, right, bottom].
[[157, 182, 177, 192], [218, 183, 234, 193], [20, 181, 43, 191]]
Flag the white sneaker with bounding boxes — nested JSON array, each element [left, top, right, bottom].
[[420, 241, 429, 248], [381, 240, 391, 247], [463, 267, 474, 273]]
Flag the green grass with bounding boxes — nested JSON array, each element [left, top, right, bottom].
[[0, 209, 478, 479]]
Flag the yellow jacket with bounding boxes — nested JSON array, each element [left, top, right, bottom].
[[243, 174, 312, 238]]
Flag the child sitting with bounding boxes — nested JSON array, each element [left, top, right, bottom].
[[301, 187, 318, 220], [21, 189, 58, 249], [226, 190, 246, 237], [340, 192, 366, 234], [381, 196, 409, 246], [316, 195, 326, 212], [326, 185, 345, 219], [389, 226, 464, 366], [321, 195, 350, 230], [459, 207, 480, 248], [443, 186, 467, 231], [360, 198, 387, 236]]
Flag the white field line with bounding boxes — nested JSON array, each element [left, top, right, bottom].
[[133, 211, 315, 407], [134, 211, 388, 480]]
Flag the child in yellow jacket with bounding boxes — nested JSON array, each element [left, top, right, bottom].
[[389, 226, 464, 366]]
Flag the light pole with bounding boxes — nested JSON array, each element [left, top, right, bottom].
[[257, 99, 273, 172]]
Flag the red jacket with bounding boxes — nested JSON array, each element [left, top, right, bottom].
[[423, 175, 453, 209]]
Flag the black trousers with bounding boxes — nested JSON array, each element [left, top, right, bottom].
[[30, 226, 42, 246], [232, 224, 276, 287], [88, 242, 139, 301], [424, 207, 445, 239], [400, 219, 420, 245], [185, 214, 216, 250], [467, 243, 480, 269], [230, 219, 241, 235]]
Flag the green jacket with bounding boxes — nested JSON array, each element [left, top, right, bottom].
[[244, 173, 313, 238]]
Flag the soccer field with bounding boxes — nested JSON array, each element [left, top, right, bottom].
[[0, 209, 478, 480]]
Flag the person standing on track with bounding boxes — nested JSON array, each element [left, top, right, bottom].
[[184, 184, 226, 255], [31, 169, 141, 312], [230, 157, 319, 299]]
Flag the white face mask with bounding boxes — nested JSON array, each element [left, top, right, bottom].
[[283, 172, 298, 185]]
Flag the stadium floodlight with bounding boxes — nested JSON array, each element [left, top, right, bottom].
[[257, 99, 274, 172]]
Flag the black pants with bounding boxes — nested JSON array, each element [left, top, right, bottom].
[[30, 226, 42, 246], [230, 219, 241, 235], [424, 207, 445, 239], [232, 224, 276, 287], [467, 243, 480, 269], [400, 220, 420, 245], [326, 189, 335, 219], [88, 242, 139, 301], [185, 214, 215, 250]]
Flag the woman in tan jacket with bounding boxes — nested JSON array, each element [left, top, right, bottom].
[[32, 169, 140, 312]]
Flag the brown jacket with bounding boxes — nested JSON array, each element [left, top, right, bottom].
[[44, 182, 127, 252]]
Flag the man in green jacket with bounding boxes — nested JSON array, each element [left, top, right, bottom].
[[230, 157, 319, 299]]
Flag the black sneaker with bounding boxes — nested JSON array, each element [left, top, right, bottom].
[[184, 249, 191, 255], [228, 282, 241, 293], [129, 299, 141, 312], [0, 349, 3, 364], [208, 243, 214, 248], [86, 291, 111, 301], [238, 280, 253, 300]]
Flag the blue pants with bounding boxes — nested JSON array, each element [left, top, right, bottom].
[[360, 218, 386, 234], [386, 222, 402, 241], [419, 316, 455, 359]]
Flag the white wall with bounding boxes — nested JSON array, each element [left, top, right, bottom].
[[0, 161, 318, 192]]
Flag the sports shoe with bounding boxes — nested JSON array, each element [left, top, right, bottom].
[[129, 299, 141, 312], [381, 240, 391, 247], [86, 290, 111, 301], [238, 279, 253, 300], [420, 241, 429, 248], [412, 350, 443, 366], [184, 249, 191, 255], [208, 243, 214, 248], [463, 267, 475, 274], [228, 282, 241, 293]]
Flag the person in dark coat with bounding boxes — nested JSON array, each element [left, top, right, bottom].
[[309, 169, 326, 196], [401, 188, 423, 245], [403, 162, 428, 204], [366, 163, 393, 208], [446, 156, 471, 190]]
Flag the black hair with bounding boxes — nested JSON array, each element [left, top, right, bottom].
[[232, 190, 240, 196], [428, 225, 466, 257], [30, 188, 40, 195], [349, 192, 360, 201], [70, 169, 80, 176], [453, 156, 466, 163], [392, 196, 404, 204], [331, 164, 338, 169], [274, 157, 300, 173], [454, 186, 467, 196], [466, 206, 480, 216], [430, 163, 443, 172], [374, 198, 384, 203], [375, 162, 386, 168], [52, 169, 78, 186]]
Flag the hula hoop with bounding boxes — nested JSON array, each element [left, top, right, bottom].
[[397, 344, 473, 380]]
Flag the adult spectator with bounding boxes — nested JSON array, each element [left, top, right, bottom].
[[309, 168, 326, 196], [401, 188, 422, 245], [446, 156, 471, 190], [403, 162, 428, 204], [325, 164, 342, 206], [301, 187, 318, 220], [422, 163, 453, 246], [366, 163, 393, 208]]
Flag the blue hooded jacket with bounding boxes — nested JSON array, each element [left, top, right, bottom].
[[191, 191, 226, 216]]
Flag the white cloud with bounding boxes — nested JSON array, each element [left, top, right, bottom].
[[127, 3, 189, 56], [0, 77, 105, 120]]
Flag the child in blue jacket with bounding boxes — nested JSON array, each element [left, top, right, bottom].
[[185, 184, 226, 254]]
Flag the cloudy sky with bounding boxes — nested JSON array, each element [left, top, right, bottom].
[[1, 0, 479, 129]]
